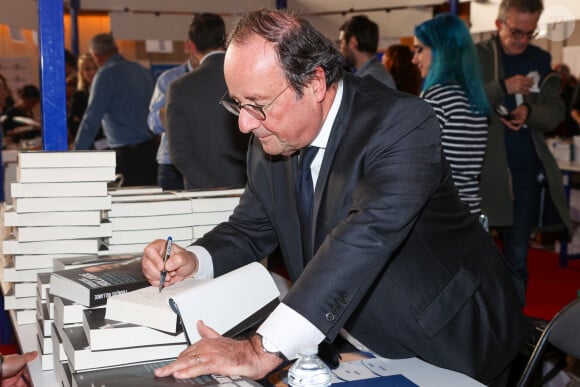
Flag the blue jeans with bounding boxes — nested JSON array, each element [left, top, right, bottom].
[[501, 166, 541, 293], [157, 163, 184, 190]]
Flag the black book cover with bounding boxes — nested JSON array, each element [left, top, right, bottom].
[[72, 360, 262, 386], [50, 257, 149, 308]]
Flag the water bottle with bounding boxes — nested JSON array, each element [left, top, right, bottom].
[[287, 347, 332, 387]]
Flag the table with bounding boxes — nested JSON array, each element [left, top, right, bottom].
[[12, 319, 484, 387], [556, 160, 580, 267]]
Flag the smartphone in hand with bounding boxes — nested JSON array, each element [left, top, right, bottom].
[[495, 105, 515, 121]]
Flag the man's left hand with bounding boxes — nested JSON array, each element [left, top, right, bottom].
[[154, 321, 283, 380]]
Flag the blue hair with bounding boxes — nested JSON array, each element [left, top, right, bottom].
[[414, 13, 489, 115]]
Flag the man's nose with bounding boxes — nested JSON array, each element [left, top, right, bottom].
[[237, 109, 260, 134]]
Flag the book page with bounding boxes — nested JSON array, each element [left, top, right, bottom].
[[172, 262, 279, 344]]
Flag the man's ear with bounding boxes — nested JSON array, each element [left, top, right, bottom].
[[495, 18, 503, 31], [309, 67, 327, 103], [349, 36, 359, 51]]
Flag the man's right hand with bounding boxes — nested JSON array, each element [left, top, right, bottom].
[[504, 74, 533, 95], [142, 239, 199, 287]]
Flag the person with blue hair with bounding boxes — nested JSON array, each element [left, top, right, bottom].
[[413, 13, 489, 216]]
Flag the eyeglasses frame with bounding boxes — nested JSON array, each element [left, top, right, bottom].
[[219, 85, 291, 121]]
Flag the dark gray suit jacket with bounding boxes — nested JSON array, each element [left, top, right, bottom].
[[166, 52, 249, 189], [197, 75, 531, 384]]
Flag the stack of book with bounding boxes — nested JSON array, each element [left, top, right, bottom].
[[0, 150, 116, 325], [47, 256, 188, 385], [101, 187, 243, 255]]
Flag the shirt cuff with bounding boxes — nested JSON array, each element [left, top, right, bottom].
[[257, 303, 325, 360], [186, 245, 214, 279]]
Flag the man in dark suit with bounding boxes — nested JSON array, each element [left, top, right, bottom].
[[142, 9, 531, 386], [166, 13, 249, 190]]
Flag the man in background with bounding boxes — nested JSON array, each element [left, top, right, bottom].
[[148, 22, 200, 190], [74, 33, 157, 187], [477, 0, 568, 302], [166, 13, 249, 190], [339, 15, 395, 89]]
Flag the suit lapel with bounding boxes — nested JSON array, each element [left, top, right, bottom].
[[310, 78, 356, 255]]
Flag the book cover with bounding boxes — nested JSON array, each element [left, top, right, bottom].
[[171, 187, 244, 198], [108, 197, 193, 218], [108, 186, 163, 196], [1, 263, 52, 282], [18, 150, 116, 168], [108, 226, 193, 245], [110, 192, 177, 203], [105, 262, 280, 339], [190, 196, 241, 213], [14, 196, 112, 213], [83, 308, 186, 351], [61, 325, 186, 372], [11, 181, 108, 198], [72, 360, 261, 387], [36, 272, 51, 300], [4, 209, 102, 226], [52, 253, 140, 271], [50, 258, 149, 308], [16, 221, 112, 242], [14, 253, 80, 270], [109, 211, 231, 231], [17, 166, 116, 183], [2, 237, 100, 255], [54, 295, 102, 326]]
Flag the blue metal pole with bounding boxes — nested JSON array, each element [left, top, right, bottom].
[[37, 0, 68, 151], [70, 0, 80, 57], [449, 0, 459, 15], [276, 0, 287, 10]]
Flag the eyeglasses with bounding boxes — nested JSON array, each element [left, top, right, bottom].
[[501, 20, 538, 40], [219, 85, 290, 121]]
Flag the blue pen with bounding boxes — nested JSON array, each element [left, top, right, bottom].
[[159, 236, 173, 293]]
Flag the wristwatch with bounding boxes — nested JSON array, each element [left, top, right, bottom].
[[258, 334, 285, 360]]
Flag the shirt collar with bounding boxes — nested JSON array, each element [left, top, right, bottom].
[[309, 80, 343, 150], [185, 59, 195, 72]]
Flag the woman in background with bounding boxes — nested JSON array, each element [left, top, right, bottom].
[[68, 53, 107, 149], [382, 44, 421, 95], [413, 13, 489, 216]]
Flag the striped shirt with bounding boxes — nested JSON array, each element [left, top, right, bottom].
[[422, 83, 488, 214]]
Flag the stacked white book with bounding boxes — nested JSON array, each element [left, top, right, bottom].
[[35, 257, 143, 372], [101, 187, 243, 255], [0, 150, 116, 325], [46, 256, 187, 380]]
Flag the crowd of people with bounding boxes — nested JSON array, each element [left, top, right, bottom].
[[2, 0, 579, 386]]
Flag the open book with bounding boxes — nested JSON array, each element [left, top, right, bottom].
[[105, 262, 280, 343]]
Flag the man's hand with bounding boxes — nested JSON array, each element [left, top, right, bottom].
[[142, 239, 198, 287], [154, 321, 283, 380], [502, 104, 530, 132], [1, 351, 37, 387], [504, 74, 533, 95]]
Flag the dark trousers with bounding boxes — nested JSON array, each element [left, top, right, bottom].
[[157, 163, 184, 191], [501, 166, 541, 297], [114, 138, 158, 187]]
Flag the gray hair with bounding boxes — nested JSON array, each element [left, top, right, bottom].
[[89, 33, 118, 56], [228, 8, 344, 98], [497, 0, 544, 20]]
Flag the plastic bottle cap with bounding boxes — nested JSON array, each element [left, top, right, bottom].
[[300, 347, 318, 356]]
